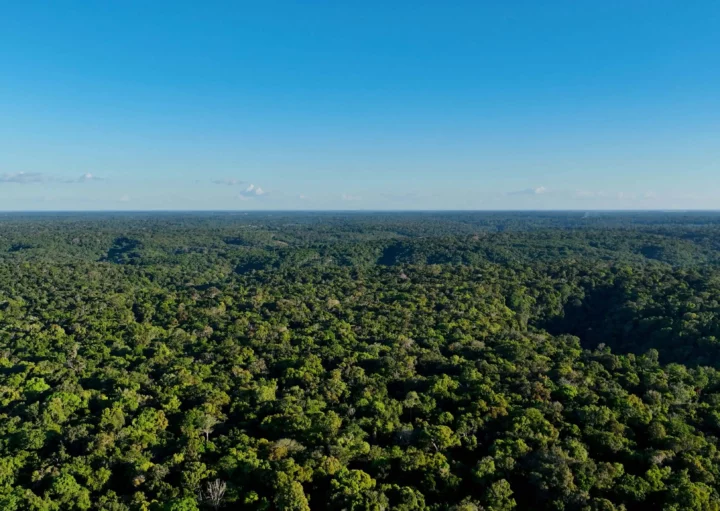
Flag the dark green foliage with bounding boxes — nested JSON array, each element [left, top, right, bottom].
[[2, 212, 720, 510]]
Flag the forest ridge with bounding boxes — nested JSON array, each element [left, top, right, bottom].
[[2, 212, 720, 510]]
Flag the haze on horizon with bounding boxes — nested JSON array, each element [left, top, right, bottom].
[[1, 2, 719, 211]]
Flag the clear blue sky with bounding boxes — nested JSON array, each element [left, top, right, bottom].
[[1, 1, 719, 210]]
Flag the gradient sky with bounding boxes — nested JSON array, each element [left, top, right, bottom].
[[1, 1, 720, 210]]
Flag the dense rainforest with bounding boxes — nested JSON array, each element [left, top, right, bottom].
[[4, 211, 720, 510]]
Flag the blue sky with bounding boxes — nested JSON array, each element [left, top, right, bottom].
[[1, 1, 719, 210]]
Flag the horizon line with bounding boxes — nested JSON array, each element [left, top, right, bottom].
[[1, 209, 719, 214]]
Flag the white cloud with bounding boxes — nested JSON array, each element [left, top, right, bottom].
[[70, 173, 104, 183], [2, 171, 107, 184], [0, 171, 46, 183], [212, 178, 244, 186], [298, 194, 308, 200], [574, 190, 608, 198], [119, 194, 131, 202], [616, 191, 638, 200], [508, 186, 547, 196], [238, 184, 267, 199], [341, 193, 361, 201]]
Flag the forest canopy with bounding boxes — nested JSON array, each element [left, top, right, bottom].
[[3, 211, 720, 510]]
